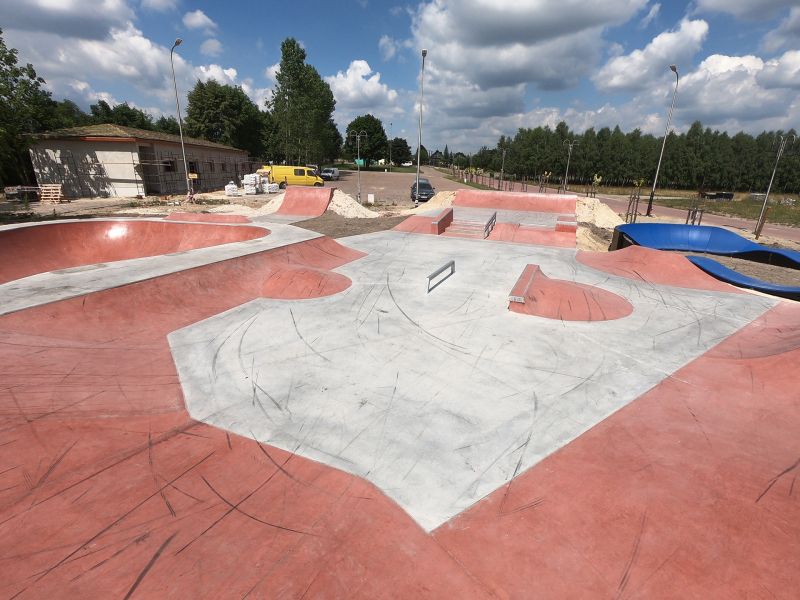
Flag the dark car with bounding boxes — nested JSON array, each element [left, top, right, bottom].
[[411, 178, 435, 202]]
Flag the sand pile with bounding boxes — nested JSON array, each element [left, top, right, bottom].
[[396, 190, 456, 215], [576, 197, 624, 229], [329, 189, 380, 218], [207, 193, 285, 216]]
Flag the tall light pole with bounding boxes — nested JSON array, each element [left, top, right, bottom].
[[350, 130, 367, 203], [646, 64, 679, 216], [499, 148, 507, 190], [562, 139, 579, 192], [169, 38, 192, 202], [754, 134, 795, 239], [414, 48, 428, 207], [388, 121, 392, 173]]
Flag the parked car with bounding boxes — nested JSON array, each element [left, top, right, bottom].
[[411, 178, 435, 202], [263, 165, 324, 188], [321, 167, 340, 181], [401, 161, 413, 167]]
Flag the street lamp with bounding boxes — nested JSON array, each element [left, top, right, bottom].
[[414, 48, 427, 207], [646, 64, 679, 217], [754, 134, 796, 239], [499, 148, 507, 190], [169, 38, 192, 202], [388, 121, 392, 173], [349, 130, 367, 203], [562, 139, 579, 192]]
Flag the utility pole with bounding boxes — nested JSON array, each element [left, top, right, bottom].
[[754, 134, 795, 239], [414, 48, 428, 208], [388, 122, 392, 173], [350, 130, 368, 204], [499, 148, 506, 190], [647, 64, 679, 216], [562, 139, 579, 192]]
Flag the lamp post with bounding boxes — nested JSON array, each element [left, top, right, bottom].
[[499, 148, 507, 190], [754, 134, 795, 239], [562, 139, 579, 192], [646, 64, 679, 216], [414, 48, 428, 207], [349, 130, 367, 203], [388, 121, 392, 173], [169, 38, 192, 202]]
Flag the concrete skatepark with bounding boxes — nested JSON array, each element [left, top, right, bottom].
[[1, 187, 798, 598]]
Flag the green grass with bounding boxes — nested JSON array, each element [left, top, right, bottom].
[[442, 174, 494, 190], [336, 163, 417, 173], [654, 196, 800, 226]]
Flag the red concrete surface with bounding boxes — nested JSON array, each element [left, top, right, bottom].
[[164, 212, 252, 224], [391, 215, 436, 235], [1, 228, 799, 597], [509, 264, 633, 321], [488, 222, 576, 248], [0, 221, 268, 284], [454, 190, 576, 213], [276, 186, 333, 218], [578, 245, 746, 294], [434, 301, 800, 598], [431, 208, 454, 234]]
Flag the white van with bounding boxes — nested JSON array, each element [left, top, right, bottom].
[[321, 167, 340, 181]]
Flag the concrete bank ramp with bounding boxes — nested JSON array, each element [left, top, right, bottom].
[[276, 186, 333, 218], [454, 189, 577, 213]]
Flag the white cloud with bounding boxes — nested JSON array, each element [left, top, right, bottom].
[[264, 63, 280, 82], [194, 64, 238, 85], [324, 60, 401, 126], [0, 0, 133, 39], [757, 50, 800, 89], [639, 3, 660, 28], [594, 19, 708, 92], [141, 0, 178, 11], [695, 0, 797, 20], [241, 78, 273, 108], [378, 35, 400, 61], [200, 38, 223, 57], [762, 7, 800, 53], [182, 9, 217, 32], [672, 54, 796, 128]]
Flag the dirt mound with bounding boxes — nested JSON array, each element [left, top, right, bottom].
[[396, 191, 456, 215], [207, 193, 285, 217], [577, 197, 624, 229], [329, 189, 380, 218]]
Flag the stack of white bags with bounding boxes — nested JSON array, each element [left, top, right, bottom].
[[242, 173, 261, 195]]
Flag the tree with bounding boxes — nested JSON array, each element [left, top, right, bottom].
[[0, 28, 58, 186], [344, 114, 387, 167], [268, 38, 337, 164], [415, 144, 429, 164], [390, 137, 412, 164], [185, 79, 264, 156], [154, 115, 180, 135]]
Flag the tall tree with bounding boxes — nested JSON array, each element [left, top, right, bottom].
[[344, 114, 387, 167], [90, 100, 155, 130], [390, 137, 412, 164], [0, 28, 57, 186], [185, 79, 264, 156], [154, 115, 180, 135], [268, 38, 337, 164]]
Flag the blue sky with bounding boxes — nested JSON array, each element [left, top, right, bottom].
[[2, 0, 799, 153]]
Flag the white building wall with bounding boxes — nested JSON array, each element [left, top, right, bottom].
[[29, 140, 142, 198]]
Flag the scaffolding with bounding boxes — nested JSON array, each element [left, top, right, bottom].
[[33, 146, 262, 198]]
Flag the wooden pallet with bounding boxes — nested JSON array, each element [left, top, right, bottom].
[[39, 184, 67, 204]]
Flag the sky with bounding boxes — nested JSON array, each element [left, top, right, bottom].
[[1, 0, 799, 153]]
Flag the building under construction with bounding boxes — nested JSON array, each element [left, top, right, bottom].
[[29, 124, 259, 198]]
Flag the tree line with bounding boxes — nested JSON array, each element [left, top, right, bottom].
[[457, 121, 799, 194]]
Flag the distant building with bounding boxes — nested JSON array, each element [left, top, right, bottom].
[[29, 124, 257, 198], [428, 150, 444, 166]]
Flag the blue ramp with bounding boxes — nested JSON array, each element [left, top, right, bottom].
[[613, 223, 800, 268]]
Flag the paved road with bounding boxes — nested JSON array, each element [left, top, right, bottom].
[[331, 166, 472, 208], [596, 194, 800, 244]]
